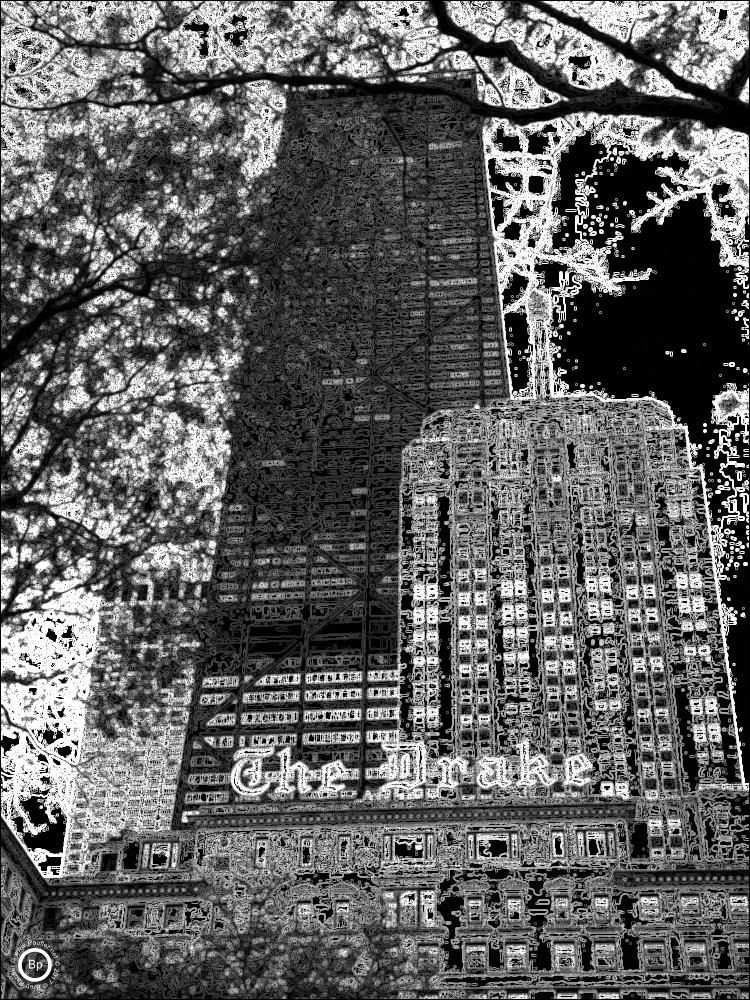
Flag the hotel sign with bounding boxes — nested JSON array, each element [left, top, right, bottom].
[[230, 740, 594, 799]]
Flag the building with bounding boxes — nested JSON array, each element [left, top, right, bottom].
[[33, 788, 750, 998], [398, 396, 744, 796], [61, 572, 207, 875], [177, 73, 511, 815], [1, 818, 46, 999]]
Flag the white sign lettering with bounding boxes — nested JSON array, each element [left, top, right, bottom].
[[230, 740, 594, 799]]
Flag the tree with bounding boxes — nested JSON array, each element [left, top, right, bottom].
[[2, 0, 746, 629], [1, 86, 273, 630], [3, 3, 747, 255], [5, 2, 748, 131]]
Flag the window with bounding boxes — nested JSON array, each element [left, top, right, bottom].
[[149, 843, 172, 870], [383, 833, 435, 862], [551, 831, 566, 858], [735, 941, 749, 969], [299, 836, 313, 868], [399, 891, 418, 927], [685, 941, 708, 970], [464, 944, 487, 972], [420, 891, 437, 927], [382, 889, 437, 927], [42, 907, 61, 932], [643, 940, 667, 970], [393, 835, 425, 860], [680, 894, 701, 918], [122, 843, 140, 870], [506, 943, 528, 971], [728, 895, 749, 922], [383, 891, 397, 928], [593, 895, 611, 920], [337, 835, 352, 866], [577, 829, 614, 858], [417, 944, 441, 973], [381, 889, 439, 929], [254, 836, 269, 869], [466, 897, 483, 924], [296, 902, 313, 929], [126, 906, 145, 930], [594, 941, 617, 969], [165, 905, 185, 932], [472, 831, 519, 861], [334, 900, 350, 929], [100, 852, 118, 872], [553, 941, 576, 971], [639, 895, 661, 921], [553, 895, 571, 921], [507, 895, 523, 921]]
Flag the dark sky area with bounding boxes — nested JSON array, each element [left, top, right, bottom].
[[532, 137, 747, 772]]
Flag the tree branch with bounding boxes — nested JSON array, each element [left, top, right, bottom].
[[6, 66, 747, 137], [523, 0, 748, 114], [428, 0, 587, 99]]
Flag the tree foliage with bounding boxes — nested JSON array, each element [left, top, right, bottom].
[[50, 875, 436, 998], [2, 0, 747, 626]]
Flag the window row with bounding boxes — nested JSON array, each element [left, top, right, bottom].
[[462, 937, 749, 974], [638, 892, 748, 923]]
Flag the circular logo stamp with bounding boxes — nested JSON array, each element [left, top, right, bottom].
[[11, 939, 59, 992], [17, 945, 54, 983]]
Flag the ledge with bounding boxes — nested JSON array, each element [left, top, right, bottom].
[[182, 798, 639, 829]]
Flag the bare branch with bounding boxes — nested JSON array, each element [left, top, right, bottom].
[[523, 0, 747, 113]]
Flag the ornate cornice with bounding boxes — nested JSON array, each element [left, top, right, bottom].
[[613, 866, 750, 886], [183, 798, 638, 830], [45, 878, 209, 902]]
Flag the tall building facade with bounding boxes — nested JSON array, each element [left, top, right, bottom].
[[399, 396, 744, 796], [177, 75, 511, 817]]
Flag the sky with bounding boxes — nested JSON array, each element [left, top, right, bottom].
[[540, 136, 747, 770]]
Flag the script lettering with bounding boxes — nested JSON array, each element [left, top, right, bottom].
[[230, 747, 274, 797], [516, 739, 555, 788], [318, 760, 347, 795], [476, 755, 513, 790], [274, 746, 315, 796], [564, 752, 594, 786], [381, 740, 427, 792], [435, 756, 469, 790]]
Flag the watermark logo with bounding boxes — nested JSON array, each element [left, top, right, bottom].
[[11, 940, 58, 992]]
